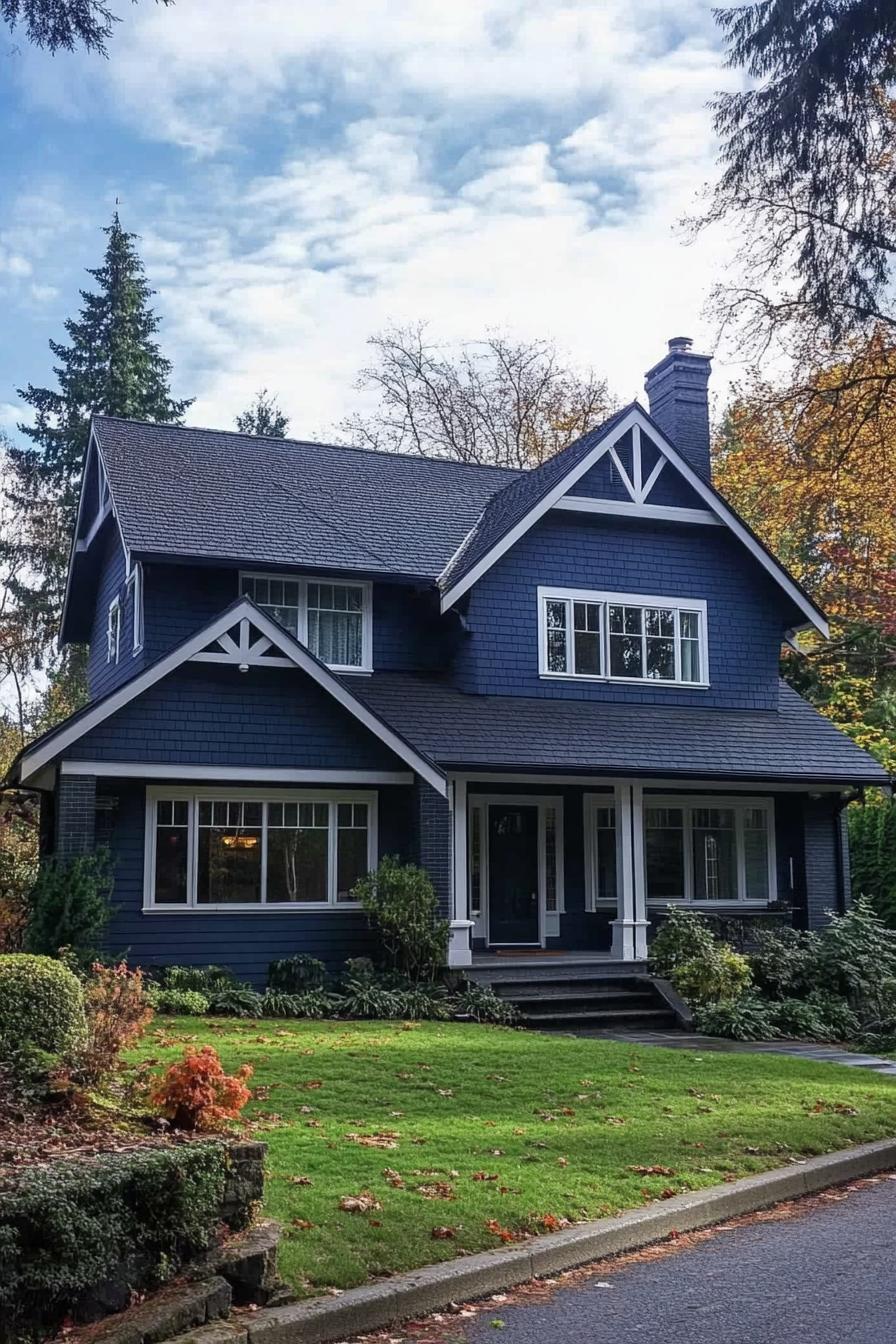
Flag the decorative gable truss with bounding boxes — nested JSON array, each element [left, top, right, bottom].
[[15, 598, 447, 795], [439, 403, 828, 637]]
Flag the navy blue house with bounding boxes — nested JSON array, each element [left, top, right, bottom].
[[9, 337, 888, 982]]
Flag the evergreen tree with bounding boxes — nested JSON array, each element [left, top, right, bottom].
[[6, 213, 191, 658], [235, 389, 290, 438]]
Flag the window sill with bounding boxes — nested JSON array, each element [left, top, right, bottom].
[[142, 902, 364, 914], [646, 900, 772, 909], [538, 673, 709, 689]]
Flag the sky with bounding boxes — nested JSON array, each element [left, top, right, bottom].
[[0, 0, 745, 445]]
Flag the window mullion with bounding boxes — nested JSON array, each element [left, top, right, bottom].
[[673, 608, 681, 682], [566, 598, 574, 675]]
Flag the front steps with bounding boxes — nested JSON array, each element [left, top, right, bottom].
[[467, 963, 687, 1032]]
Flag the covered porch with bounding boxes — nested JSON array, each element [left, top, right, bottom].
[[445, 774, 849, 968]]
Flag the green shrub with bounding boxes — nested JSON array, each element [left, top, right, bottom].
[[206, 983, 263, 1018], [0, 953, 87, 1063], [343, 956, 375, 981], [337, 976, 402, 1019], [648, 907, 716, 980], [289, 989, 339, 1019], [848, 797, 896, 927], [748, 926, 818, 999], [803, 990, 861, 1042], [146, 987, 209, 1016], [454, 981, 519, 1026], [260, 989, 303, 1018], [694, 992, 778, 1041], [767, 996, 831, 1040], [0, 1142, 227, 1341], [161, 965, 235, 995], [392, 984, 452, 1020], [672, 945, 752, 1007], [353, 856, 449, 982], [813, 897, 896, 1010], [267, 954, 328, 993], [24, 851, 113, 966]]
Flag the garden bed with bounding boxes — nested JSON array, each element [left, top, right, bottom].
[[127, 1016, 896, 1298]]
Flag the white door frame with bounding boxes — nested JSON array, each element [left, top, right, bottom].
[[476, 793, 564, 948]]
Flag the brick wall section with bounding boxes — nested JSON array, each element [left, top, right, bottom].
[[803, 796, 845, 928], [55, 774, 97, 860], [415, 780, 451, 919], [454, 513, 791, 709]]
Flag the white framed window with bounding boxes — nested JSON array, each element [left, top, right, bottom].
[[643, 795, 775, 905], [106, 597, 121, 664], [127, 563, 144, 655], [538, 587, 708, 686], [583, 797, 619, 910], [240, 572, 373, 672], [143, 786, 377, 910]]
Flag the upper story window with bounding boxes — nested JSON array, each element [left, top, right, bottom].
[[126, 563, 144, 655], [538, 587, 708, 686], [240, 573, 372, 672], [106, 597, 121, 664]]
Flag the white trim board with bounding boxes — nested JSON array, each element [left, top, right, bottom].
[[61, 761, 414, 785], [554, 498, 721, 526], [438, 403, 828, 637], [19, 597, 446, 796]]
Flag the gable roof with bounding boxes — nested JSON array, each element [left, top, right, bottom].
[[437, 402, 829, 637], [91, 416, 517, 579], [12, 597, 446, 795], [355, 674, 888, 785]]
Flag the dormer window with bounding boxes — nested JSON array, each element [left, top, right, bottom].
[[538, 587, 708, 686], [240, 572, 372, 672]]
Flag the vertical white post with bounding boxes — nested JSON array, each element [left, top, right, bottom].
[[611, 782, 650, 961], [448, 777, 473, 967]]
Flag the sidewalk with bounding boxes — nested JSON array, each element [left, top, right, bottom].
[[583, 1027, 896, 1076]]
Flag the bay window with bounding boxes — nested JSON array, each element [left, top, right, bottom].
[[539, 588, 707, 685], [240, 573, 372, 672], [145, 789, 376, 909], [644, 797, 774, 904]]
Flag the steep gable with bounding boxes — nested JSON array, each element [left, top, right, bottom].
[[438, 403, 828, 636]]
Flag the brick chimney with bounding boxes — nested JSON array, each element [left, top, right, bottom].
[[644, 336, 712, 480]]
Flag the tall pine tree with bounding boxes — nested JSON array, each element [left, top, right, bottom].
[[6, 214, 191, 665], [235, 388, 290, 438]]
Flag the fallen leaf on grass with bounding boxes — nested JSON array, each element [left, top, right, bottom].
[[557, 1157, 569, 1168], [431, 1225, 459, 1240], [485, 1220, 517, 1244], [629, 1165, 676, 1177], [537, 1214, 571, 1232], [605, 1116, 626, 1126], [416, 1182, 455, 1200], [339, 1192, 382, 1213], [303, 1080, 323, 1090], [290, 1218, 315, 1231], [346, 1131, 400, 1150], [382, 1168, 405, 1188], [810, 1099, 859, 1116], [471, 1172, 499, 1182], [288, 1175, 313, 1186]]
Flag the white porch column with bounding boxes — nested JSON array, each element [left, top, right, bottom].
[[448, 777, 473, 967], [610, 782, 650, 961]]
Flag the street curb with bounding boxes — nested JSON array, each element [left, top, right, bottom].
[[246, 1137, 896, 1344]]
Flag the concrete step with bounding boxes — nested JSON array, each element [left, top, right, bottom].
[[518, 1006, 679, 1030]]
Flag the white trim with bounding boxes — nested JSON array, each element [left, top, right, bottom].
[[475, 792, 564, 948], [449, 779, 472, 966], [76, 500, 113, 553], [454, 771, 846, 792], [554, 497, 721, 526], [106, 597, 121, 665], [582, 789, 617, 912], [127, 562, 144, 654], [19, 598, 446, 795], [143, 784, 378, 912], [60, 761, 413, 784], [642, 792, 777, 904], [438, 403, 828, 637], [537, 586, 709, 687], [239, 571, 373, 674]]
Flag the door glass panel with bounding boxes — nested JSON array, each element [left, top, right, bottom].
[[593, 805, 616, 902], [692, 808, 736, 900], [744, 807, 770, 900]]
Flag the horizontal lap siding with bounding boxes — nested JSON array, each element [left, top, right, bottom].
[[102, 779, 415, 984], [62, 663, 405, 770], [454, 513, 788, 710]]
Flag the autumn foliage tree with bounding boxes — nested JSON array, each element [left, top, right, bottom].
[[714, 331, 896, 772]]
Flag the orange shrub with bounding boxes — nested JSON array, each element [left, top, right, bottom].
[[151, 1045, 253, 1131], [80, 962, 154, 1084]]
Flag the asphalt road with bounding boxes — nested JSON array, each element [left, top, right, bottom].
[[462, 1179, 896, 1344]]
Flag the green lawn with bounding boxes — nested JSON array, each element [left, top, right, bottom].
[[130, 1018, 896, 1296]]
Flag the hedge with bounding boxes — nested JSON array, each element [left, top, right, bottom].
[[0, 1142, 228, 1343]]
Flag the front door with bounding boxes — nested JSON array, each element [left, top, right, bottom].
[[488, 804, 540, 945]]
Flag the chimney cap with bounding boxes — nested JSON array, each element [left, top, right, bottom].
[[667, 335, 693, 354]]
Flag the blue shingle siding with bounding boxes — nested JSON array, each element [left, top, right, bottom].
[[99, 779, 415, 984], [415, 780, 451, 919], [452, 512, 789, 709], [63, 663, 407, 771], [87, 528, 137, 701], [56, 774, 97, 860]]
